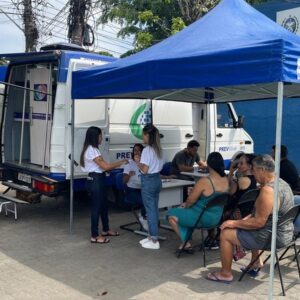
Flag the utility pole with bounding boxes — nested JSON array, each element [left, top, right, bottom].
[[68, 0, 91, 45], [23, 0, 39, 52]]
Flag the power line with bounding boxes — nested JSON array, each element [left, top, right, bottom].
[[0, 0, 133, 56]]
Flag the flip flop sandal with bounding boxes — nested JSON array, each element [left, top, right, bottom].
[[206, 272, 233, 284], [175, 247, 195, 254], [90, 237, 110, 244], [102, 231, 120, 237], [240, 266, 260, 277]]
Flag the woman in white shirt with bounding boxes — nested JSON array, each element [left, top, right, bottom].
[[123, 144, 148, 231], [136, 125, 164, 250], [80, 126, 128, 244]]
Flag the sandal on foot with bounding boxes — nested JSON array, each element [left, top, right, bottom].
[[102, 231, 120, 237], [90, 237, 110, 244], [240, 266, 260, 277], [175, 246, 194, 254], [206, 272, 233, 284]]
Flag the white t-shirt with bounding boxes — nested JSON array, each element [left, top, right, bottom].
[[123, 159, 141, 189], [81, 145, 104, 173], [140, 145, 164, 174]]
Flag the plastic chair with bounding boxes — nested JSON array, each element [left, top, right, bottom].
[[160, 162, 172, 176], [278, 196, 300, 263], [115, 172, 144, 232], [238, 204, 300, 296], [105, 168, 123, 187], [236, 189, 259, 218], [177, 193, 230, 267]]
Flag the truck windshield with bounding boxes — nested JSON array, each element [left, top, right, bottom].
[[216, 103, 234, 128]]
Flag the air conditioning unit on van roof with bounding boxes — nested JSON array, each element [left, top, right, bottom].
[[40, 43, 86, 52]]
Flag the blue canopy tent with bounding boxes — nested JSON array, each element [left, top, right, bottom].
[[72, 0, 300, 102], [72, 0, 300, 296]]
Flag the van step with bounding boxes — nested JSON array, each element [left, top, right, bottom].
[[2, 181, 32, 192], [0, 194, 29, 204], [0, 193, 29, 220]]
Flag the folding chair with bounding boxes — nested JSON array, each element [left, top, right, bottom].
[[177, 193, 230, 268], [160, 162, 172, 176], [278, 196, 300, 262], [238, 204, 300, 296], [116, 173, 144, 233], [236, 189, 259, 218]]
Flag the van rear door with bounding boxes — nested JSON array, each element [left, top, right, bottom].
[[66, 60, 109, 179], [28, 66, 52, 167]]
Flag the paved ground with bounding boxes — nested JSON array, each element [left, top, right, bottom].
[[0, 187, 299, 299]]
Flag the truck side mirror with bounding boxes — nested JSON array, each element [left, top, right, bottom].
[[236, 115, 244, 128]]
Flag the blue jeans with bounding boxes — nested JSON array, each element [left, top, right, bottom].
[[141, 173, 162, 240], [86, 173, 109, 237]]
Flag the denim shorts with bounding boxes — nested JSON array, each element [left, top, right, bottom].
[[237, 229, 265, 250]]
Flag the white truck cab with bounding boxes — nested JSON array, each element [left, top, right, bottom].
[[108, 99, 253, 168]]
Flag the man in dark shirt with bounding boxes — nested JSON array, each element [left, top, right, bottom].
[[272, 145, 300, 191], [171, 140, 206, 180]]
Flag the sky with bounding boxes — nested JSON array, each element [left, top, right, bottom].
[[0, 0, 133, 56], [0, 14, 25, 53]]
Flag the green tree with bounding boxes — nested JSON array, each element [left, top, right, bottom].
[[96, 0, 185, 55], [96, 0, 269, 56], [97, 51, 114, 57]]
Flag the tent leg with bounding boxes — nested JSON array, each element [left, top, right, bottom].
[[268, 81, 284, 299], [70, 100, 75, 234]]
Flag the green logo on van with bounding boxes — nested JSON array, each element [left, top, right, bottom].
[[130, 103, 152, 139]]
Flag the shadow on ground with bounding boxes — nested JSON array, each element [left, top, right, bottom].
[[0, 191, 299, 299]]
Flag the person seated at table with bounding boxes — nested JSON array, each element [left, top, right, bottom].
[[228, 151, 245, 180], [123, 143, 148, 231], [271, 145, 300, 192], [226, 153, 257, 261], [167, 152, 229, 252], [170, 140, 207, 180], [206, 154, 294, 284], [228, 153, 257, 218]]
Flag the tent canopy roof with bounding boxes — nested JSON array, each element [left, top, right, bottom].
[[72, 0, 300, 102]]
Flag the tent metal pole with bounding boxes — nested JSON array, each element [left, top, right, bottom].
[[268, 81, 283, 299], [19, 65, 27, 164], [70, 100, 75, 234], [205, 103, 210, 159]]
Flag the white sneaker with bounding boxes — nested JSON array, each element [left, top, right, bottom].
[[138, 216, 149, 232], [141, 239, 160, 250], [139, 237, 150, 245]]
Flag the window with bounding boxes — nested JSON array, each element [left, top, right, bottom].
[[216, 103, 234, 128]]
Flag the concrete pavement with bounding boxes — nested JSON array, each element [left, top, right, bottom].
[[0, 189, 299, 299]]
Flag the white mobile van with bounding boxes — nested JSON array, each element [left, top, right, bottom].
[[0, 44, 253, 197], [109, 99, 253, 167]]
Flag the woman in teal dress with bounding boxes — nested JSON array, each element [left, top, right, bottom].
[[168, 152, 229, 251]]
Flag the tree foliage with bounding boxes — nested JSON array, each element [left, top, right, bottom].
[[96, 0, 269, 56], [97, 51, 114, 57]]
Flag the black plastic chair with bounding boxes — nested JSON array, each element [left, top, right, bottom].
[[160, 162, 172, 176], [278, 197, 300, 262], [236, 189, 259, 218], [177, 193, 230, 267], [238, 204, 300, 296], [115, 173, 144, 233]]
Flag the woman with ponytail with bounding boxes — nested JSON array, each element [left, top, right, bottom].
[[135, 124, 164, 250], [167, 152, 229, 252]]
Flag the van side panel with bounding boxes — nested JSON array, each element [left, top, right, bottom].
[[109, 99, 195, 162]]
